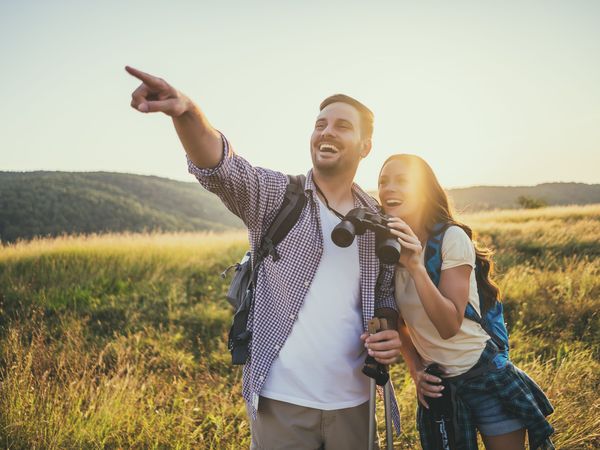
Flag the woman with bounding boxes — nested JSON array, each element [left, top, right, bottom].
[[364, 154, 554, 450]]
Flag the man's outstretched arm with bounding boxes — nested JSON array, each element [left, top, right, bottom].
[[126, 65, 222, 169]]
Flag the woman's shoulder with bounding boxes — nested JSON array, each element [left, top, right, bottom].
[[443, 225, 471, 243], [440, 225, 475, 267]]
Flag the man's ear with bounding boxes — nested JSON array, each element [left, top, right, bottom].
[[360, 139, 372, 158]]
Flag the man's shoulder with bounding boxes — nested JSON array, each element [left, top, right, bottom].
[[352, 182, 380, 210]]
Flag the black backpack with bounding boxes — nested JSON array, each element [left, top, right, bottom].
[[221, 174, 307, 365]]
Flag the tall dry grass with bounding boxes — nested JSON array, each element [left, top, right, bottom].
[[0, 206, 598, 448]]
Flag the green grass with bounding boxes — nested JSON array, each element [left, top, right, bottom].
[[1, 206, 599, 449]]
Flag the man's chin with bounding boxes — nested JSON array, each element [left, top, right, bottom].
[[311, 153, 359, 178], [312, 159, 343, 175]]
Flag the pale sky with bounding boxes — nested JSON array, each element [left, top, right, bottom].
[[1, 0, 599, 190]]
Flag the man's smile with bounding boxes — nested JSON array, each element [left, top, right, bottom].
[[318, 143, 341, 153]]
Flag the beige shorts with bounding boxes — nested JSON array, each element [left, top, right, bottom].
[[248, 396, 379, 450]]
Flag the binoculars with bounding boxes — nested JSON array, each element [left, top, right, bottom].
[[331, 207, 401, 264]]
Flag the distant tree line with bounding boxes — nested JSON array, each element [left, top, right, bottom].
[[517, 196, 548, 209]]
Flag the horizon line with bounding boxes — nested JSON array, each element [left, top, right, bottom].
[[1, 169, 598, 191]]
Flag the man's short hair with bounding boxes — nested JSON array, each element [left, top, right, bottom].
[[319, 94, 374, 140]]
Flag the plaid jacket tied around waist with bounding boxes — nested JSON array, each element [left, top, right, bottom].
[[418, 340, 555, 450]]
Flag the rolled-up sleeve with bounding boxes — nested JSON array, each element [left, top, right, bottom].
[[187, 133, 231, 180]]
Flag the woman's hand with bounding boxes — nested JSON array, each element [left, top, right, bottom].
[[360, 330, 402, 365], [410, 363, 445, 409], [386, 218, 424, 273]]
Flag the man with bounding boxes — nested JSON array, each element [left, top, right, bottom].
[[126, 66, 402, 449]]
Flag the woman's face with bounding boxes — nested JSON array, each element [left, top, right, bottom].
[[378, 159, 423, 221]]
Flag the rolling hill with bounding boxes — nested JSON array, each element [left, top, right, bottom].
[[0, 171, 243, 243], [448, 182, 600, 212], [1, 171, 598, 242]]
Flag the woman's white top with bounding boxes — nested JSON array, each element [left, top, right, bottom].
[[395, 226, 489, 377]]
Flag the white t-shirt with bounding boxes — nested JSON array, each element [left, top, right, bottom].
[[261, 198, 369, 409], [395, 226, 488, 377]]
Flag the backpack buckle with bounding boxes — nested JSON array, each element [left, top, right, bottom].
[[262, 237, 280, 262], [220, 263, 240, 279]]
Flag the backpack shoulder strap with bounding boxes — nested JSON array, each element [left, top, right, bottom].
[[464, 259, 486, 326], [227, 175, 306, 365], [257, 174, 307, 262], [424, 222, 451, 285]]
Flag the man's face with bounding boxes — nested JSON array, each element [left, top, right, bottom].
[[310, 102, 370, 177]]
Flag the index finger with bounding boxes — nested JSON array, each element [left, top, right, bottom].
[[424, 373, 442, 384], [366, 329, 398, 343], [388, 220, 417, 237], [125, 65, 164, 88]]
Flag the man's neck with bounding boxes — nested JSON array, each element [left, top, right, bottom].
[[312, 169, 356, 215]]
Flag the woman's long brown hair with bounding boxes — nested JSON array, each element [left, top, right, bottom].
[[380, 154, 501, 311]]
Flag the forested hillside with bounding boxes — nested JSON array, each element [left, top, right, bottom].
[[0, 171, 242, 242]]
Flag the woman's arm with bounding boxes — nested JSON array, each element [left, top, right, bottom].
[[387, 219, 472, 339], [410, 264, 471, 339]]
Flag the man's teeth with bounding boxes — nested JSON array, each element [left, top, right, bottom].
[[319, 143, 339, 152], [386, 199, 402, 206]]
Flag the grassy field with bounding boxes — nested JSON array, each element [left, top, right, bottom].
[[1, 205, 599, 449]]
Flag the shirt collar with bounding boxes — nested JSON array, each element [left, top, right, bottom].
[[304, 169, 380, 212]]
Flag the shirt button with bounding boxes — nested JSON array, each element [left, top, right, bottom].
[[274, 345, 280, 351], [290, 314, 295, 320], [304, 281, 310, 287], [259, 376, 264, 382]]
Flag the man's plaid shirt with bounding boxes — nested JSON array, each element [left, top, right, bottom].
[[188, 134, 401, 433]]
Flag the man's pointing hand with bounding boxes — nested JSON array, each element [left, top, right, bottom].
[[126, 66, 189, 117]]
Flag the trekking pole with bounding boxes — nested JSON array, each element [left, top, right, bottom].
[[425, 364, 453, 450], [368, 377, 376, 450], [383, 380, 393, 450], [364, 317, 394, 450]]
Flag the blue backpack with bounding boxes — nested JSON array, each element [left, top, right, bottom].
[[424, 223, 509, 369]]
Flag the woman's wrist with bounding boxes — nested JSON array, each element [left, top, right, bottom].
[[409, 362, 426, 381], [407, 260, 427, 278], [405, 356, 425, 377]]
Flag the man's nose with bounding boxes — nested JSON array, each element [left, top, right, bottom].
[[321, 124, 336, 138]]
